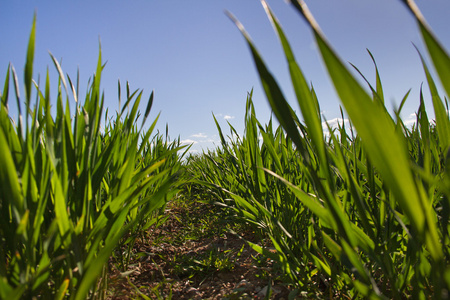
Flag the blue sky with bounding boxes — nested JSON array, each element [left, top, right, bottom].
[[1, 1, 449, 153]]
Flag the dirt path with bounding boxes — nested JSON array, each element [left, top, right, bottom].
[[106, 198, 294, 299]]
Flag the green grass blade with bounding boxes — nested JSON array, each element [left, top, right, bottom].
[[1, 64, 11, 109], [141, 90, 154, 129], [226, 11, 308, 163], [263, 168, 334, 228], [262, 0, 331, 182], [11, 65, 24, 138], [403, 0, 450, 102], [213, 113, 227, 147], [368, 49, 385, 105], [45, 142, 72, 244], [416, 48, 450, 152], [55, 278, 69, 300], [67, 74, 78, 104], [48, 52, 68, 97], [257, 122, 283, 173], [24, 14, 36, 108], [0, 129, 23, 214], [290, 0, 442, 259]]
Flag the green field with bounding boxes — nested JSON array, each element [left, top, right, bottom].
[[1, 1, 449, 299]]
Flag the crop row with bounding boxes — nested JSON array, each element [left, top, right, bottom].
[[1, 1, 449, 299]]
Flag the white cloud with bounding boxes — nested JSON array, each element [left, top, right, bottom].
[[191, 133, 207, 138], [322, 118, 351, 137], [224, 115, 235, 120], [402, 113, 416, 128], [324, 118, 350, 129], [180, 139, 197, 145]]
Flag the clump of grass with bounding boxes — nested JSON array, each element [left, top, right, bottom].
[[0, 15, 185, 299], [190, 0, 450, 298]]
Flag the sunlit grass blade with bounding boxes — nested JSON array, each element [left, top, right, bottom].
[[1, 18, 185, 298], [67, 74, 78, 104], [402, 0, 450, 102], [416, 47, 450, 152], [11, 65, 24, 142], [213, 113, 227, 147], [0, 130, 23, 214], [2, 64, 11, 110], [141, 90, 154, 129], [24, 13, 36, 110], [262, 0, 332, 183], [225, 11, 308, 163], [368, 50, 385, 105], [48, 52, 69, 97], [55, 278, 69, 300], [289, 0, 442, 258]]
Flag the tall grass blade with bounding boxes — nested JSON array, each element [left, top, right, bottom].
[[402, 0, 450, 103], [289, 0, 443, 260], [226, 11, 308, 162], [48, 52, 68, 97], [141, 90, 154, 129], [416, 47, 450, 153], [262, 0, 331, 183], [1, 65, 11, 109], [24, 14, 36, 109], [0, 130, 23, 213]]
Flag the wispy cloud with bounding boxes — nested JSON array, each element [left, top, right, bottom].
[[192, 133, 207, 138], [180, 139, 197, 145], [181, 133, 217, 147], [403, 113, 416, 127], [212, 113, 235, 120], [322, 118, 351, 136], [324, 118, 350, 129]]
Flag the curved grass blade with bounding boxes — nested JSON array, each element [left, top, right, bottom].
[[24, 14, 36, 108], [48, 52, 68, 97], [261, 0, 331, 183], [289, 0, 442, 260], [225, 10, 308, 164], [368, 49, 385, 105], [141, 90, 154, 129], [231, 9, 356, 249], [11, 65, 24, 140], [0, 129, 23, 214], [416, 47, 450, 153], [402, 0, 450, 101], [263, 168, 334, 228]]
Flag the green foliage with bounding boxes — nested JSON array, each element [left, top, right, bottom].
[[0, 16, 185, 299], [189, 0, 450, 298], [3, 1, 450, 299]]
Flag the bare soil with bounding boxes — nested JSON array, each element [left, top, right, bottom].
[[106, 199, 295, 299]]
